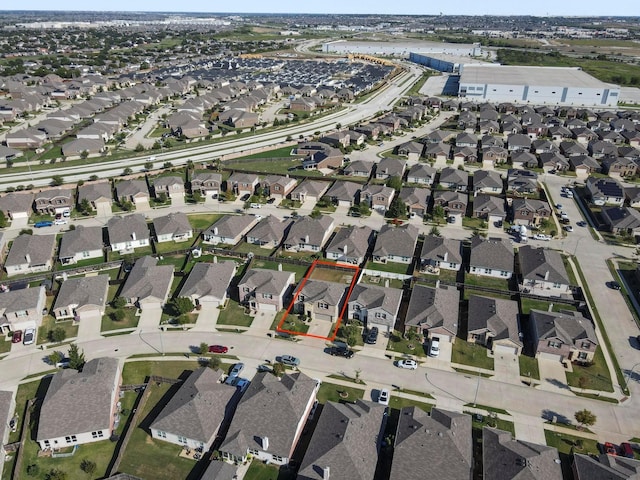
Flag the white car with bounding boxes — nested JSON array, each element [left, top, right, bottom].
[[429, 337, 440, 357], [23, 328, 35, 346], [378, 388, 390, 405], [533, 233, 550, 241], [396, 359, 418, 370]]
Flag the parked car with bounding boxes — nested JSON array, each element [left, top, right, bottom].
[[620, 442, 634, 458], [279, 355, 300, 367], [267, 198, 276, 204], [429, 337, 440, 357], [54, 218, 68, 225], [208, 345, 229, 354], [228, 363, 244, 380], [603, 442, 618, 456], [365, 327, 379, 344], [564, 225, 573, 232], [607, 281, 621, 290], [396, 359, 418, 370], [533, 233, 550, 241], [23, 328, 35, 345], [576, 221, 587, 227], [11, 330, 22, 343], [378, 388, 390, 406], [329, 346, 354, 359], [34, 221, 53, 228], [250, 203, 261, 209]]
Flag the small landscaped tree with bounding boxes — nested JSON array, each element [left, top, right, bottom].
[[386, 175, 403, 192], [68, 343, 85, 371], [171, 297, 195, 316], [574, 409, 596, 430], [48, 328, 66, 343], [110, 309, 126, 322], [112, 296, 127, 309], [432, 204, 445, 224], [47, 351, 63, 366], [272, 362, 285, 377], [199, 342, 209, 355], [208, 356, 221, 370], [386, 197, 407, 219], [80, 459, 96, 477], [78, 198, 92, 215], [134, 143, 145, 152], [51, 175, 64, 187]]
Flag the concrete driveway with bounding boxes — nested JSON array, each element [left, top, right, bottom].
[[493, 352, 522, 385], [192, 304, 220, 331], [136, 305, 162, 332], [76, 313, 103, 342], [537, 358, 573, 395]]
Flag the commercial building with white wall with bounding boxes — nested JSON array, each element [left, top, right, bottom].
[[458, 65, 619, 107], [323, 40, 483, 57]]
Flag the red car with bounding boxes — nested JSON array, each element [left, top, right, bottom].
[[11, 330, 22, 343], [604, 442, 618, 456], [208, 345, 229, 354]]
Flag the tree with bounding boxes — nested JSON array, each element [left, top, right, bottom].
[[80, 459, 96, 476], [156, 192, 168, 204], [429, 226, 441, 237], [89, 175, 99, 181], [386, 175, 403, 192], [68, 344, 85, 371], [208, 356, 221, 370], [45, 468, 67, 480], [198, 342, 209, 355], [171, 297, 195, 316], [110, 309, 126, 322], [47, 351, 63, 366], [78, 198, 92, 215], [112, 296, 127, 309], [26, 463, 39, 476], [387, 197, 407, 219], [134, 143, 145, 152], [309, 208, 321, 219], [574, 409, 596, 429], [48, 328, 66, 343], [272, 362, 285, 377], [192, 191, 203, 203], [122, 167, 133, 176], [144, 161, 153, 171], [163, 161, 173, 169], [0, 210, 7, 228], [51, 175, 64, 187], [80, 150, 89, 159], [432, 204, 445, 224]]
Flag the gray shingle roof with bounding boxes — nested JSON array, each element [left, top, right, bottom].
[[404, 284, 459, 334], [439, 167, 469, 187], [474, 170, 503, 190], [325, 225, 373, 260], [78, 182, 112, 203], [474, 194, 506, 218], [0, 287, 44, 319], [325, 181, 361, 202], [518, 246, 570, 286], [285, 215, 334, 248], [150, 368, 236, 444], [238, 268, 294, 297], [349, 284, 402, 316], [5, 234, 56, 268], [391, 407, 472, 480], [372, 224, 419, 259], [298, 400, 387, 480], [468, 295, 521, 346], [482, 427, 562, 480], [178, 261, 237, 301], [58, 226, 103, 259], [153, 212, 191, 237], [107, 214, 149, 245], [220, 371, 319, 459], [200, 460, 239, 480], [291, 180, 330, 198], [246, 215, 291, 245], [420, 236, 462, 265], [152, 175, 184, 188], [37, 357, 121, 442], [531, 309, 597, 347], [469, 236, 514, 273], [53, 275, 109, 312], [297, 280, 347, 307], [204, 215, 258, 240], [0, 192, 34, 215], [572, 453, 640, 480], [119, 256, 173, 303], [116, 179, 149, 199]]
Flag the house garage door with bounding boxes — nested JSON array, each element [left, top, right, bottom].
[[258, 303, 277, 312], [537, 351, 563, 362], [493, 344, 519, 355]]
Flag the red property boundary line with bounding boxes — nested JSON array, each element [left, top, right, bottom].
[[276, 259, 360, 341]]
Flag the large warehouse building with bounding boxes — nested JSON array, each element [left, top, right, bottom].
[[458, 65, 620, 107], [323, 40, 483, 57]]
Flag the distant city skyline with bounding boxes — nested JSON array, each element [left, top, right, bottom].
[[5, 1, 639, 17]]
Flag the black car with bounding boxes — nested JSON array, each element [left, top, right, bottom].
[[329, 346, 355, 358], [365, 327, 379, 344], [607, 281, 621, 290]]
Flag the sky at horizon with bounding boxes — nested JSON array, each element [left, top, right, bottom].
[[4, 1, 640, 17]]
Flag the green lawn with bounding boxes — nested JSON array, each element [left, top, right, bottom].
[[232, 145, 299, 160], [416, 268, 459, 284], [251, 259, 310, 281], [364, 260, 412, 275], [309, 267, 355, 284], [520, 298, 576, 315], [37, 316, 78, 345], [244, 460, 295, 480], [224, 158, 303, 175], [565, 347, 614, 392], [155, 253, 188, 271], [316, 381, 365, 404], [387, 331, 427, 357], [451, 340, 495, 371], [216, 300, 254, 327], [387, 394, 434, 412], [101, 306, 140, 332], [464, 273, 511, 292], [154, 238, 195, 254], [121, 360, 200, 385], [56, 255, 106, 271], [0, 337, 11, 355], [470, 414, 515, 436], [544, 429, 600, 479], [518, 354, 541, 380], [233, 241, 276, 256], [187, 213, 223, 231], [359, 275, 404, 289]]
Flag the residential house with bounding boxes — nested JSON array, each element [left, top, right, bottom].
[[511, 198, 551, 226], [325, 225, 374, 265], [58, 226, 104, 265], [283, 215, 335, 253], [153, 212, 193, 243], [319, 131, 351, 149], [0, 192, 34, 220], [202, 215, 259, 246], [191, 172, 222, 198], [507, 169, 538, 195], [219, 372, 320, 465], [420, 236, 463, 272], [348, 283, 403, 334], [116, 179, 150, 207], [375, 158, 406, 180], [404, 283, 460, 343], [178, 261, 237, 309], [473, 170, 503, 195], [227, 172, 259, 196], [469, 237, 514, 279], [0, 286, 46, 334], [36, 358, 122, 450], [560, 141, 589, 157], [626, 187, 640, 208], [5, 127, 47, 149], [152, 176, 185, 200], [260, 175, 297, 201], [200, 461, 239, 480], [399, 187, 430, 218], [246, 216, 291, 249], [511, 151, 539, 170], [294, 280, 346, 322], [433, 191, 468, 217], [150, 368, 237, 450], [405, 164, 435, 187], [107, 214, 150, 253], [290, 180, 330, 203], [4, 234, 56, 277], [453, 146, 478, 166], [531, 309, 598, 364], [601, 206, 640, 236], [586, 176, 625, 206], [119, 256, 173, 309], [297, 400, 387, 480], [34, 188, 73, 215], [390, 407, 472, 480], [468, 295, 522, 354], [301, 146, 344, 172], [569, 155, 602, 178], [360, 184, 395, 212], [473, 194, 506, 223], [343, 159, 374, 178], [518, 246, 571, 297], [77, 182, 113, 214], [483, 427, 562, 480], [372, 224, 419, 265], [424, 142, 451, 165], [324, 181, 361, 207], [539, 152, 570, 173], [62, 138, 105, 158], [396, 141, 424, 161], [238, 268, 295, 312], [439, 167, 469, 192], [507, 133, 531, 152], [52, 275, 109, 322], [602, 157, 637, 179], [572, 453, 640, 479]]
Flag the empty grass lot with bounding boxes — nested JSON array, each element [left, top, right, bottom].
[[309, 267, 355, 284]]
